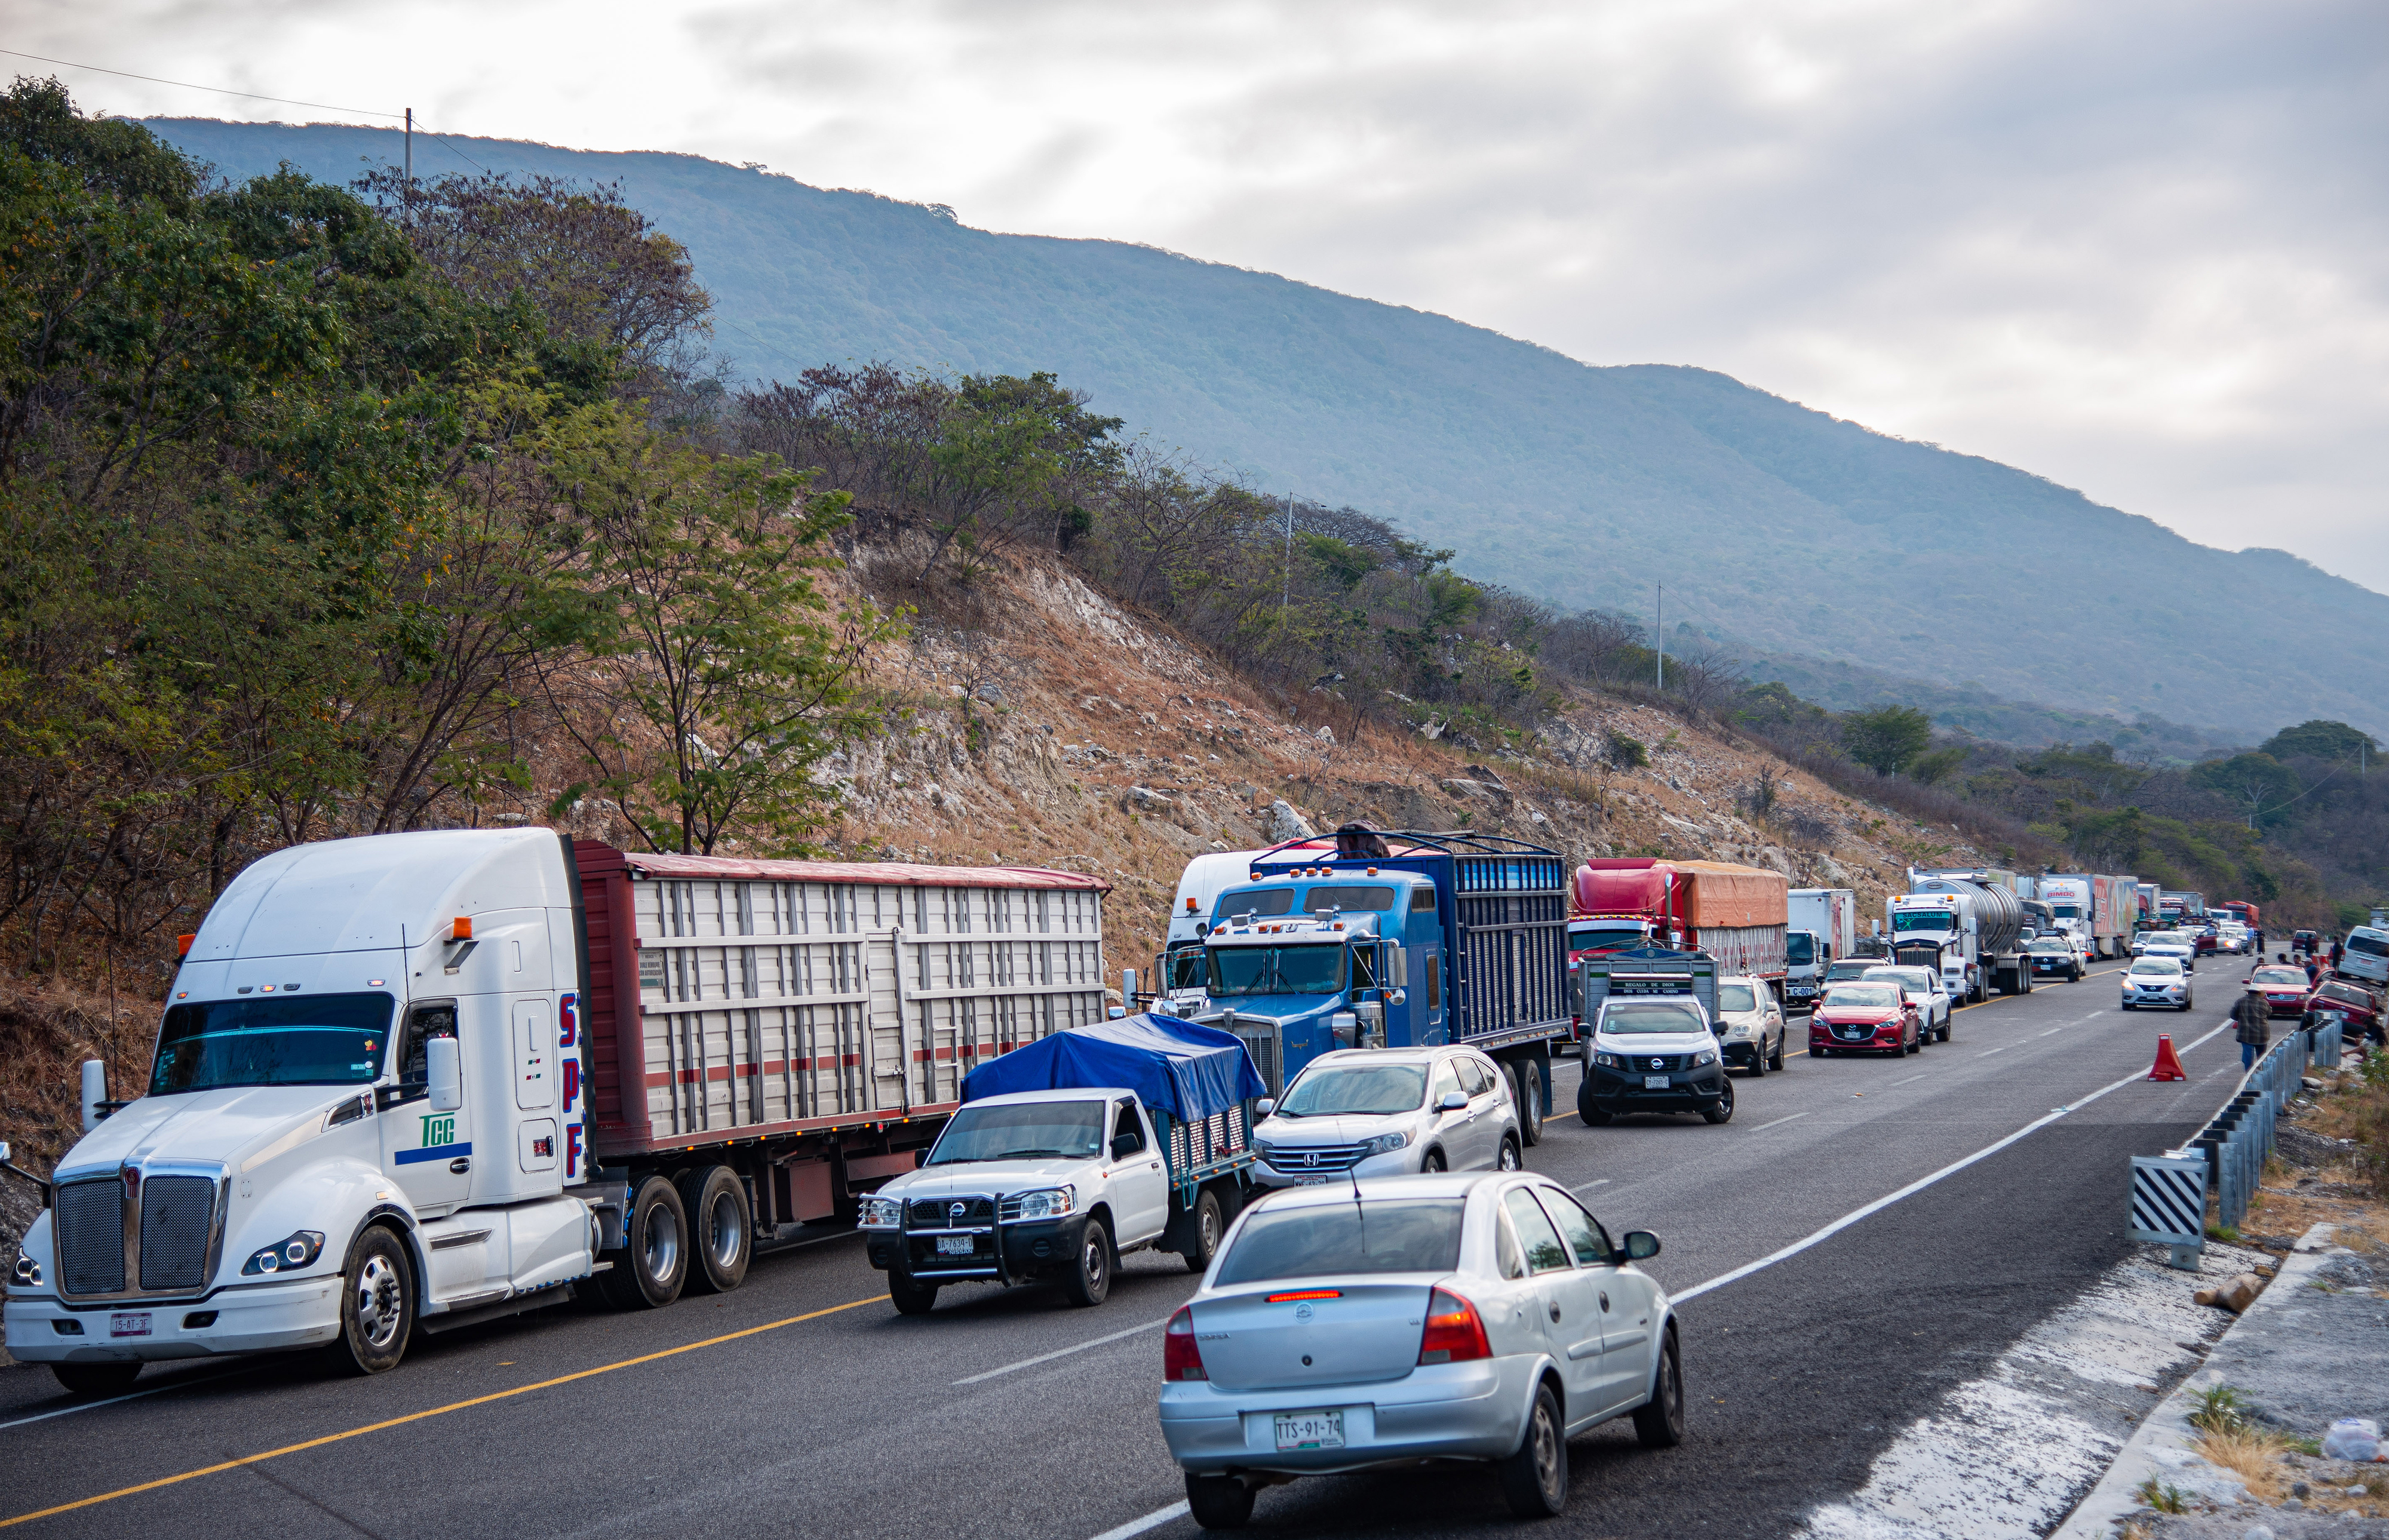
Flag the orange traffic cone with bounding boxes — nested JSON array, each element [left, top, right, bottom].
[[2148, 1034, 2188, 1081]]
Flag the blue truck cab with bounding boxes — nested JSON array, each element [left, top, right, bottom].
[[1187, 825, 1571, 1144]]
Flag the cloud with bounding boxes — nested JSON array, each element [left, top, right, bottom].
[[22, 0, 2387, 586]]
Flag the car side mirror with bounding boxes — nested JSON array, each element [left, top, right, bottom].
[[426, 1035, 463, 1113], [1439, 1091, 1468, 1112], [914, 1148, 928, 1167], [1255, 1098, 1276, 1118], [1111, 1133, 1141, 1161], [1623, 1230, 1662, 1261]]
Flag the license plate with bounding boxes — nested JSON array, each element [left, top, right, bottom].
[[109, 1312, 152, 1338], [1644, 1074, 1671, 1089], [934, 1235, 975, 1256], [1294, 1175, 1332, 1186], [1274, 1409, 1346, 1450]]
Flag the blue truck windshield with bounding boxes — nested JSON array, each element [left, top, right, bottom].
[[1299, 886, 1397, 912], [1215, 889, 1296, 921], [1209, 944, 1346, 996], [150, 992, 395, 1094]]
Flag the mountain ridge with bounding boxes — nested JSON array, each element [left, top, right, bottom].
[[146, 116, 2385, 740]]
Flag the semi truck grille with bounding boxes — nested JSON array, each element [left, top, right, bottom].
[[907, 1196, 994, 1229], [56, 1179, 125, 1295], [1226, 1019, 1282, 1097], [139, 1176, 216, 1290]]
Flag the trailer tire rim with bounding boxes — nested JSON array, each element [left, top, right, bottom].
[[705, 1187, 745, 1271], [353, 1253, 404, 1351], [644, 1202, 682, 1285]]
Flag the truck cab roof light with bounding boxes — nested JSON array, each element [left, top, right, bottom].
[[176, 932, 196, 959], [450, 917, 472, 942]]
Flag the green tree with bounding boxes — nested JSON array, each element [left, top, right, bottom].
[[1841, 705, 1933, 776], [2188, 752, 2301, 828], [2258, 720, 2378, 763], [535, 410, 894, 854]]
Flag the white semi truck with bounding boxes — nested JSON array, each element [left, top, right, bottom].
[[4, 830, 1109, 1394]]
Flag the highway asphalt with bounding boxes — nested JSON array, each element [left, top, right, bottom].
[[0, 954, 2258, 1538]]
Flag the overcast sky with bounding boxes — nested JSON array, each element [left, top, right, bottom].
[[14, 0, 2387, 590]]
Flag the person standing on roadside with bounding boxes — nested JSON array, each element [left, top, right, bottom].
[[2233, 984, 2271, 1071], [2330, 935, 2345, 972]]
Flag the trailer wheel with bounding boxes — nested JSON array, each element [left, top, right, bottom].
[[678, 1165, 751, 1295], [321, 1225, 413, 1376], [1183, 1189, 1224, 1274], [1507, 1058, 1547, 1146], [598, 1175, 687, 1310]]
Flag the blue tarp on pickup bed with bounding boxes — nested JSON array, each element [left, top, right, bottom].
[[961, 1015, 1267, 1123]]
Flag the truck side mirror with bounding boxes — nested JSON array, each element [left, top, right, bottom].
[[428, 1035, 463, 1113], [1111, 1133, 1140, 1161], [80, 1060, 108, 1130]]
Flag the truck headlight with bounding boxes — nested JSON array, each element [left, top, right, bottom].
[[241, 1229, 326, 1275], [858, 1196, 904, 1229], [1011, 1187, 1074, 1221], [11, 1252, 39, 1287], [1593, 1052, 1619, 1068], [1359, 1131, 1410, 1158], [1694, 1049, 1718, 1066]]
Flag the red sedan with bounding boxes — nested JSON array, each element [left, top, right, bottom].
[[2247, 964, 2314, 1019], [1810, 981, 1920, 1058], [2305, 979, 2383, 1043]]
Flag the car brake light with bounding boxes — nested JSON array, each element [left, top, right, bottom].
[[1164, 1305, 1207, 1381], [1418, 1287, 1491, 1365]]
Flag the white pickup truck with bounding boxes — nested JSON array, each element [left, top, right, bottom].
[[859, 1016, 1266, 1312]]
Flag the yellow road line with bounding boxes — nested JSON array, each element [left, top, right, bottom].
[[1, 1294, 884, 1529]]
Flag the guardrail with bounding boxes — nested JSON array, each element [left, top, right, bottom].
[[2137, 1017, 2348, 1265]]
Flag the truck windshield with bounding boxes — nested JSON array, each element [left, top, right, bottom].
[[2052, 905, 2081, 918], [1214, 888, 1296, 921], [1785, 933, 1815, 966], [1598, 1001, 1706, 1034], [149, 992, 395, 1095], [1568, 921, 1646, 950], [1166, 944, 1206, 990], [1300, 885, 1396, 913], [1214, 1198, 1466, 1284], [1208, 944, 1346, 996], [928, 1101, 1106, 1164], [1276, 1063, 1426, 1117], [1891, 911, 1952, 933]]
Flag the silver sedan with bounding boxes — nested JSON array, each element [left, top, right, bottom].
[[1158, 1172, 1684, 1527], [1248, 1048, 1521, 1189]]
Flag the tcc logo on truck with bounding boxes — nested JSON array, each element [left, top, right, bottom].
[[420, 1114, 457, 1148]]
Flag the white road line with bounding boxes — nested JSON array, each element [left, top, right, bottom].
[[954, 1315, 1172, 1385], [1670, 1020, 2232, 1307], [1088, 1501, 1190, 1540], [1976, 1046, 2010, 1057], [1891, 1072, 1927, 1086], [1568, 1178, 1612, 1193], [2040, 1027, 2066, 1037], [1748, 1111, 1811, 1132], [0, 1369, 245, 1430]]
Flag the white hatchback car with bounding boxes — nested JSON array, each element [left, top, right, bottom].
[[1250, 1049, 1521, 1188], [1159, 1173, 1683, 1526], [1862, 965, 1953, 1042]]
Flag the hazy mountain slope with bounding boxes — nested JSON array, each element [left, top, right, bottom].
[[149, 118, 2387, 739]]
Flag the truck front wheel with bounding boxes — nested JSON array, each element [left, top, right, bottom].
[[678, 1165, 751, 1295], [888, 1269, 939, 1315], [50, 1361, 141, 1398], [322, 1225, 413, 1376], [599, 1175, 688, 1310], [1062, 1216, 1113, 1307]]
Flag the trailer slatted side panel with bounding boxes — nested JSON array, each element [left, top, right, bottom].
[[578, 845, 1108, 1157], [1452, 852, 1571, 1044]]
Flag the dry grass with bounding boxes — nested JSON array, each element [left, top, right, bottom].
[[2191, 1427, 2289, 1503]]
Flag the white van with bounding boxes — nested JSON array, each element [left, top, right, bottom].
[[2339, 926, 2389, 986]]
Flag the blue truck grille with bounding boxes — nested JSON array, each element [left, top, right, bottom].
[[56, 1179, 124, 1295]]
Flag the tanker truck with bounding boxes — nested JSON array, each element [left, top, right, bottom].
[[1888, 868, 2033, 1003]]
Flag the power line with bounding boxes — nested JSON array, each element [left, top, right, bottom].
[[0, 46, 490, 173]]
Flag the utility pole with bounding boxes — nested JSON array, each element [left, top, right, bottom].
[[1655, 582, 1665, 692], [404, 107, 414, 216], [1281, 492, 1294, 612]]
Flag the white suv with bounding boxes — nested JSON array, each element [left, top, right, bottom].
[[1251, 1047, 1521, 1186], [1863, 965, 1954, 1042]]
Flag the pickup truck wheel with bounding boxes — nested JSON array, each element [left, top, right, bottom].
[[888, 1269, 939, 1315], [1577, 1079, 1612, 1126], [1633, 1329, 1686, 1448], [50, 1361, 142, 1397], [1183, 1190, 1224, 1274], [1507, 1061, 1546, 1146], [678, 1165, 750, 1295], [1701, 1079, 1735, 1124], [1497, 1381, 1569, 1517], [1185, 1473, 1255, 1530], [321, 1225, 413, 1376], [1061, 1216, 1113, 1307], [599, 1175, 687, 1310]]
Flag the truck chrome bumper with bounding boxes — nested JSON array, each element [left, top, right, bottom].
[[4, 1277, 341, 1363]]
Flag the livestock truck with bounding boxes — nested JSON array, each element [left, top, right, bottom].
[[1568, 859, 1791, 1001], [1785, 888, 1858, 1010], [3, 830, 1110, 1393], [1889, 868, 2033, 1002], [1191, 825, 1574, 1145], [2038, 874, 2136, 958]]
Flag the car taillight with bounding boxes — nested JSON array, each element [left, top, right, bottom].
[[1418, 1287, 1491, 1365], [1164, 1305, 1207, 1381]]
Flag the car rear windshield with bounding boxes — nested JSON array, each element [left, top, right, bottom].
[[928, 1101, 1105, 1164], [150, 992, 395, 1094], [1276, 1063, 1426, 1117], [1598, 1001, 1706, 1034], [2350, 933, 2389, 958], [1214, 1199, 1467, 1284], [1824, 984, 1900, 1010]]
